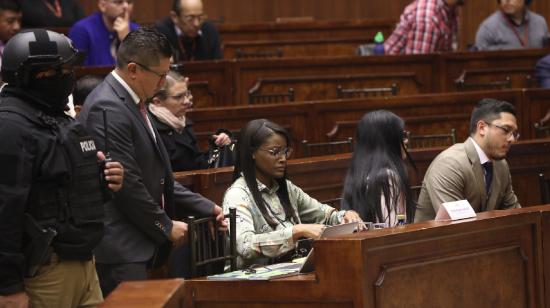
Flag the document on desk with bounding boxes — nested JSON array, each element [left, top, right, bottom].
[[207, 262, 303, 280], [208, 223, 359, 280]]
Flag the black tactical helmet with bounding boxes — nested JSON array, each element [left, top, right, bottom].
[[1, 29, 83, 87]]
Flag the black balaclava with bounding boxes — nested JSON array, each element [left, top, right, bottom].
[[26, 70, 76, 111]]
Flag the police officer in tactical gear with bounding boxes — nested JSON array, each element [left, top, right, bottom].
[[0, 29, 124, 308]]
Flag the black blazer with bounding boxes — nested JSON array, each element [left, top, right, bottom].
[[155, 17, 222, 62], [150, 115, 208, 172], [77, 73, 215, 265], [20, 0, 85, 27]]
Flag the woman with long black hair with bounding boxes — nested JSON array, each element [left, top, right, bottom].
[[223, 119, 362, 268], [342, 110, 416, 226]]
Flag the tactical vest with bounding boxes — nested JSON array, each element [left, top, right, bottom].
[[0, 98, 105, 259]]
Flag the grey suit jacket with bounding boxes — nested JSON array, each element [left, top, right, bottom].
[[415, 138, 520, 222], [78, 73, 215, 264]]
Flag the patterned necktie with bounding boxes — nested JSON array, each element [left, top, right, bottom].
[[483, 161, 493, 195]]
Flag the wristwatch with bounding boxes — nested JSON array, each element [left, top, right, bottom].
[[337, 210, 346, 223]]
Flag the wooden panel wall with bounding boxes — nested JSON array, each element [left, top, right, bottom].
[[79, 0, 550, 50]]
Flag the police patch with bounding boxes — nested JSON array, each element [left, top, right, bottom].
[[79, 138, 97, 153]]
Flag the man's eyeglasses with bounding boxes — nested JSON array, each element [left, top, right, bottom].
[[484, 122, 520, 140], [182, 13, 207, 24], [132, 61, 168, 83], [259, 147, 293, 159]]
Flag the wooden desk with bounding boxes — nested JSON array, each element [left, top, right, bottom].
[[102, 206, 550, 307], [99, 279, 184, 308], [182, 207, 549, 307]]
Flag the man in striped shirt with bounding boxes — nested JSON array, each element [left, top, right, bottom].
[[385, 0, 464, 55]]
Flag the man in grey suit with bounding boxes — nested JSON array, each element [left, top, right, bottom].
[[77, 27, 226, 296], [415, 99, 521, 222]]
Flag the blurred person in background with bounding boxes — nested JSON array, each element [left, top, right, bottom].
[[69, 0, 138, 66], [20, 0, 84, 28], [155, 0, 222, 62]]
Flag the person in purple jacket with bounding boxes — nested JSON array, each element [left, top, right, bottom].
[[536, 53, 550, 88], [69, 0, 139, 67]]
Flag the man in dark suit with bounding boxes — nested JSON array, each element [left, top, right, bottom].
[[155, 0, 222, 62], [77, 27, 225, 296]]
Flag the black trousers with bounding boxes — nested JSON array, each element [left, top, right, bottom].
[[95, 261, 148, 297]]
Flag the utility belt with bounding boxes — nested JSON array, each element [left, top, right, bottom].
[[24, 213, 57, 277], [23, 211, 100, 277]]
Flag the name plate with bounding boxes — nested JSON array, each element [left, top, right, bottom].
[[435, 200, 476, 221]]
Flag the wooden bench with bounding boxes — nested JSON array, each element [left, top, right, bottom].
[[222, 37, 371, 59], [440, 49, 545, 91], [186, 89, 524, 155], [74, 49, 548, 108], [174, 139, 550, 210], [218, 18, 396, 42]]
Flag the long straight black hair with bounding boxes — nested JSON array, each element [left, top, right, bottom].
[[342, 110, 416, 224], [233, 119, 299, 229]]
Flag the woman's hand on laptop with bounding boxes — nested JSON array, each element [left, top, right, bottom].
[[342, 210, 366, 231], [292, 224, 326, 241]]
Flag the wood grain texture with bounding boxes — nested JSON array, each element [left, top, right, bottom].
[[99, 279, 185, 308], [173, 139, 550, 209], [74, 49, 547, 107], [178, 208, 547, 307], [78, 0, 550, 50]]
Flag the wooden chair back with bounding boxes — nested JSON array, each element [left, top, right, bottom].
[[301, 137, 353, 157], [336, 83, 398, 98], [249, 88, 295, 104], [188, 208, 237, 278], [539, 173, 550, 204], [235, 48, 284, 59], [407, 129, 457, 149]]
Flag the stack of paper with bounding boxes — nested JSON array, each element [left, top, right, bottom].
[[207, 263, 302, 280]]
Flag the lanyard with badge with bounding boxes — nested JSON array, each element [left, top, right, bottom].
[[501, 11, 529, 47]]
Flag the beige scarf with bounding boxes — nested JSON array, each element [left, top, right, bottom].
[[148, 104, 186, 133]]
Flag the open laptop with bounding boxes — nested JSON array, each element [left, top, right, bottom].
[[269, 222, 359, 273]]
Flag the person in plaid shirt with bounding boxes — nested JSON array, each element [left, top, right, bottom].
[[385, 0, 464, 55]]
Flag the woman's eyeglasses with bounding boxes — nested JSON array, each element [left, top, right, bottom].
[[170, 91, 192, 101], [258, 147, 293, 159]]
